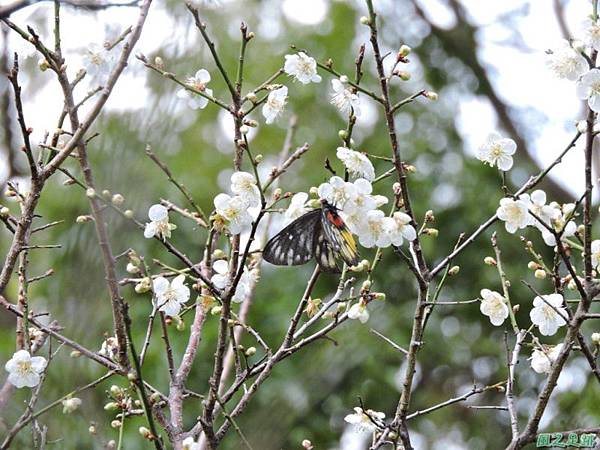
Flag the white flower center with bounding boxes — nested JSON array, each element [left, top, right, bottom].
[[506, 203, 524, 221], [491, 144, 503, 157], [16, 360, 32, 376], [89, 52, 103, 66]]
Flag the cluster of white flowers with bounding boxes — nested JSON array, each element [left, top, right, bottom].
[[497, 190, 577, 247], [315, 176, 415, 249], [476, 133, 517, 171], [210, 259, 257, 303], [530, 343, 564, 374], [344, 407, 385, 433], [4, 350, 47, 388], [152, 274, 191, 317], [545, 25, 600, 111], [330, 76, 361, 117], [177, 69, 213, 110], [144, 204, 176, 240], [479, 289, 509, 326], [213, 171, 260, 235]]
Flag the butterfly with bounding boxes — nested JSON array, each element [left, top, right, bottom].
[[263, 199, 360, 272]]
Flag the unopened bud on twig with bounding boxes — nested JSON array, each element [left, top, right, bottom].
[[76, 215, 93, 223], [102, 189, 111, 198], [398, 44, 411, 58], [139, 427, 153, 439], [245, 347, 256, 356], [124, 209, 134, 219], [534, 269, 547, 279], [484, 256, 496, 266], [361, 280, 372, 292], [448, 265, 460, 276], [424, 91, 438, 101], [302, 439, 314, 450], [104, 402, 119, 411], [592, 332, 600, 345], [240, 125, 250, 135], [85, 188, 96, 198], [111, 420, 122, 429], [112, 194, 124, 206], [338, 130, 348, 140], [0, 207, 10, 218], [395, 70, 411, 81], [423, 228, 438, 237], [211, 305, 222, 316], [359, 16, 370, 25]]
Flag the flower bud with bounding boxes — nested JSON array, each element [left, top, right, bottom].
[[425, 210, 435, 222], [309, 186, 319, 196], [255, 154, 263, 163], [592, 332, 600, 345], [154, 56, 164, 69], [111, 420, 122, 429], [374, 292, 386, 301], [338, 130, 348, 140], [247, 31, 255, 40], [302, 440, 314, 450], [76, 215, 92, 223], [38, 58, 50, 71], [246, 92, 258, 102], [448, 265, 460, 276], [240, 125, 250, 135], [62, 397, 82, 414], [126, 262, 140, 274], [577, 120, 588, 133], [111, 194, 124, 206], [104, 402, 119, 411], [424, 228, 438, 237], [150, 393, 161, 404], [107, 440, 116, 450], [70, 350, 82, 358], [228, 319, 236, 327], [424, 91, 438, 101], [567, 278, 577, 290], [396, 70, 411, 81], [124, 209, 134, 219], [89, 425, 97, 434], [245, 346, 256, 356], [127, 371, 137, 382], [339, 75, 349, 83], [211, 305, 223, 315], [513, 304, 520, 313], [361, 280, 372, 292], [0, 206, 9, 218], [176, 317, 185, 331], [212, 249, 226, 260], [139, 426, 152, 439], [484, 256, 496, 266], [359, 16, 370, 25], [110, 385, 122, 398], [398, 44, 411, 58], [337, 302, 346, 312], [245, 119, 258, 127], [534, 269, 547, 279], [527, 261, 539, 270], [135, 278, 151, 294], [85, 188, 96, 198], [102, 189, 111, 198], [577, 224, 585, 235]]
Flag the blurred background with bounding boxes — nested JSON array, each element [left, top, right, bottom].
[[0, 0, 599, 449]]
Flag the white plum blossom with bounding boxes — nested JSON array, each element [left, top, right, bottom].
[[356, 210, 394, 248], [477, 133, 517, 171], [348, 301, 369, 323], [582, 19, 600, 51], [4, 350, 47, 388], [177, 69, 213, 110], [144, 204, 176, 240], [82, 43, 113, 78], [591, 240, 600, 269], [336, 147, 375, 180], [530, 344, 564, 374], [285, 192, 310, 222], [210, 260, 255, 303], [182, 437, 201, 450], [577, 69, 600, 113], [330, 77, 361, 117], [99, 336, 119, 360], [230, 171, 260, 207], [152, 275, 190, 317], [530, 293, 567, 336], [388, 212, 416, 246], [479, 289, 509, 326], [262, 86, 288, 124], [213, 194, 253, 235], [283, 52, 321, 84], [527, 190, 559, 231], [344, 407, 385, 433], [497, 196, 532, 233], [545, 40, 587, 80], [317, 176, 357, 210], [539, 202, 577, 247]]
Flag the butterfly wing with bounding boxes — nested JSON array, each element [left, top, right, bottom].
[[313, 221, 342, 272], [263, 209, 321, 266], [321, 205, 360, 267]]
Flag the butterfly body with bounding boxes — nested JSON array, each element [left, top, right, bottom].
[[263, 200, 359, 271]]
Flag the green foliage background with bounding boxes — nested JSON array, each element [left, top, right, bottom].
[[0, 1, 598, 449]]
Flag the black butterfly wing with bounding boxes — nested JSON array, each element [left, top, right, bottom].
[[313, 221, 341, 272], [263, 209, 321, 266]]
